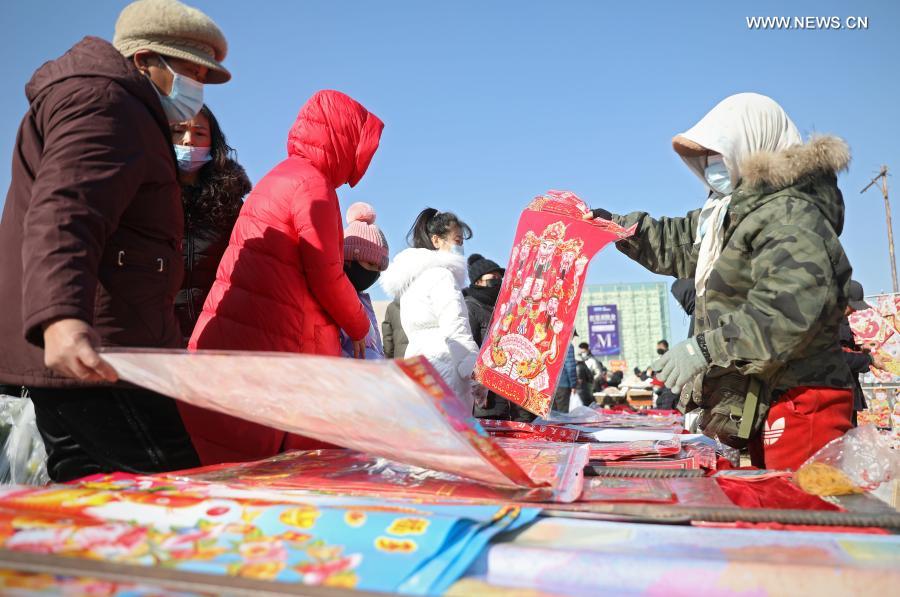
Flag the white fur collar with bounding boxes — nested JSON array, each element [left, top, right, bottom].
[[380, 248, 467, 298]]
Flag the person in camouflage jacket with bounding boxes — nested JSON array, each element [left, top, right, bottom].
[[589, 93, 855, 469]]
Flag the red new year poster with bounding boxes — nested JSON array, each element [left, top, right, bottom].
[[474, 191, 635, 416]]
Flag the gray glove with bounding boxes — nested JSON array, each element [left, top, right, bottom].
[[652, 336, 710, 391]]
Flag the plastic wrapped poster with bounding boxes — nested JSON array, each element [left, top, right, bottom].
[[101, 349, 536, 490], [848, 295, 900, 382], [587, 438, 682, 462], [473, 191, 636, 417], [859, 387, 895, 429], [580, 478, 675, 503], [483, 518, 900, 595], [176, 443, 589, 505], [0, 480, 539, 596], [480, 419, 581, 442]]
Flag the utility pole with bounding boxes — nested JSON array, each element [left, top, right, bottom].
[[861, 166, 898, 294]]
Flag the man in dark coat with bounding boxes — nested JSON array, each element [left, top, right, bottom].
[[840, 281, 885, 421], [465, 254, 535, 422], [0, 0, 231, 481]]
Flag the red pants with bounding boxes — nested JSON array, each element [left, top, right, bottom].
[[751, 386, 853, 471]]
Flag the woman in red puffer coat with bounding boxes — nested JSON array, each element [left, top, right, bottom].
[[181, 89, 384, 465]]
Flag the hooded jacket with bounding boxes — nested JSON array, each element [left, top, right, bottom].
[[0, 37, 181, 387], [614, 134, 854, 392], [380, 248, 479, 404], [182, 90, 383, 465], [176, 158, 251, 346]]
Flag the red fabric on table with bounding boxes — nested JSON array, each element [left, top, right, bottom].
[[715, 476, 843, 511]]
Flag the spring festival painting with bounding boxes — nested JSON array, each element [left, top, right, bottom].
[[474, 191, 636, 416]]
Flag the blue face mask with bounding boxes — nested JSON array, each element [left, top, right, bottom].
[[704, 156, 733, 195], [174, 144, 212, 173], [449, 243, 465, 256], [153, 57, 204, 123]]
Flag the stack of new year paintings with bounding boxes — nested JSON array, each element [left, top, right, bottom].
[[0, 474, 539, 595]]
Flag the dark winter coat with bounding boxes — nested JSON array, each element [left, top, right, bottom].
[[839, 320, 871, 411], [175, 159, 251, 346], [382, 298, 409, 359], [463, 285, 499, 346], [557, 344, 578, 389], [464, 284, 533, 421], [0, 37, 181, 388], [671, 278, 696, 337]]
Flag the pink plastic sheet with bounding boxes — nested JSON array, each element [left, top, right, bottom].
[[174, 442, 589, 504], [102, 349, 536, 489]]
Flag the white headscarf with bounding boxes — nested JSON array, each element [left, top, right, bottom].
[[678, 93, 802, 296]]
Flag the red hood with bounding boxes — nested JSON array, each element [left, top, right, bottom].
[[286, 90, 384, 189]]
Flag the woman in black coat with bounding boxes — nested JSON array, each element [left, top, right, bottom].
[[171, 105, 252, 346]]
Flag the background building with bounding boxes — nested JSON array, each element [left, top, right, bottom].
[[574, 282, 671, 372]]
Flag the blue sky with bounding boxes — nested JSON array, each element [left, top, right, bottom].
[[2, 0, 898, 341]]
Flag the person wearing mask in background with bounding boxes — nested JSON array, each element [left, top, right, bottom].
[[172, 105, 251, 346], [185, 90, 384, 465], [339, 203, 390, 360], [840, 280, 886, 423], [381, 209, 481, 407], [576, 354, 595, 407], [465, 254, 535, 421], [0, 0, 230, 482], [585, 93, 854, 470], [671, 278, 696, 336], [578, 342, 603, 381], [552, 343, 579, 412], [382, 298, 409, 359], [651, 338, 679, 409]]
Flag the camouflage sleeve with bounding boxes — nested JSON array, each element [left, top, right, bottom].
[[612, 210, 700, 278], [703, 222, 834, 379]]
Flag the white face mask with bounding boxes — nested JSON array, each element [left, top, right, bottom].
[[704, 155, 733, 195], [153, 57, 204, 123], [173, 144, 212, 173]]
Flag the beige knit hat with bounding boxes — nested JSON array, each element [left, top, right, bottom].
[[113, 0, 230, 84]]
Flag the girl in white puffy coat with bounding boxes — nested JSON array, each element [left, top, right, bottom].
[[380, 208, 481, 406]]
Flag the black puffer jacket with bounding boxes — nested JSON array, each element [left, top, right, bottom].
[[176, 159, 251, 346], [464, 285, 535, 422]]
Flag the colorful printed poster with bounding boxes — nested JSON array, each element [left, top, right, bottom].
[[484, 518, 900, 596], [848, 294, 900, 382], [101, 350, 536, 490], [0, 569, 207, 596], [0, 480, 539, 596], [588, 305, 620, 357], [474, 191, 636, 417]]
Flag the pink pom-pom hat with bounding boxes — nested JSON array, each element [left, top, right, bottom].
[[343, 202, 389, 271]]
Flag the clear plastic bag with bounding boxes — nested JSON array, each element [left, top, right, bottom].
[[0, 395, 49, 486], [794, 424, 899, 496]]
